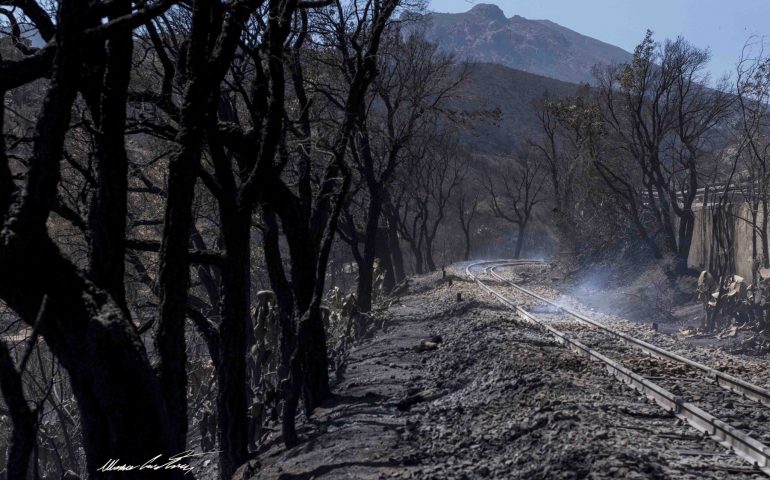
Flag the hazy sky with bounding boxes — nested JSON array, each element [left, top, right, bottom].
[[428, 0, 769, 81]]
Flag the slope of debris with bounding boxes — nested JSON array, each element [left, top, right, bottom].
[[241, 268, 763, 479]]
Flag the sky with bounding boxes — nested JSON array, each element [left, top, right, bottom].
[[428, 0, 770, 81]]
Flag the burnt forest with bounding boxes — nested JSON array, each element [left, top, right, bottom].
[[1, 1, 770, 479]]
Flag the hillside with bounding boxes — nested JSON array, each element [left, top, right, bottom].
[[455, 62, 580, 154], [422, 3, 632, 84]]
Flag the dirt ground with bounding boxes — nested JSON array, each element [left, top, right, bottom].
[[239, 266, 767, 479]]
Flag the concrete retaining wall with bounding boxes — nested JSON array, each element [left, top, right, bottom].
[[688, 204, 761, 280]]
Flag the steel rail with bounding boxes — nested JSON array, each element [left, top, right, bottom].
[[488, 262, 770, 408], [465, 260, 770, 475]]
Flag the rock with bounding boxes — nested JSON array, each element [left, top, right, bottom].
[[415, 340, 439, 352]]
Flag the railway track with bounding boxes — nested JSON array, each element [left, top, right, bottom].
[[466, 259, 770, 476]]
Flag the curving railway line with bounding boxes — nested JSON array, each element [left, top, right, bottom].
[[466, 259, 770, 476]]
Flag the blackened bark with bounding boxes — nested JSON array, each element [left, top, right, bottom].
[[411, 243, 425, 275], [376, 227, 395, 292], [208, 96, 255, 479], [356, 195, 383, 312], [676, 209, 695, 274], [186, 307, 220, 365], [0, 1, 177, 475], [256, 0, 398, 448], [0, 90, 11, 216], [262, 1, 358, 436], [278, 204, 331, 413], [293, 156, 352, 420], [12, 3, 81, 235], [155, 0, 215, 455], [191, 229, 222, 313], [261, 206, 299, 447], [763, 197, 769, 268], [457, 196, 478, 261], [88, 0, 133, 310], [0, 242, 176, 479], [216, 212, 250, 479], [385, 211, 405, 282], [154, 108, 201, 456], [13, 0, 55, 42], [752, 206, 759, 284], [279, 6, 335, 421], [296, 306, 331, 414], [424, 232, 437, 271]]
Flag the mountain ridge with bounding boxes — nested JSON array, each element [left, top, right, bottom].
[[420, 3, 633, 84]]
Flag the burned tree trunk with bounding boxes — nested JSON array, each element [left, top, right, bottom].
[[704, 202, 736, 332], [763, 198, 770, 268], [484, 156, 544, 261], [1, 244, 178, 478], [356, 195, 384, 312], [457, 194, 478, 261], [424, 231, 437, 271], [413, 247, 425, 275], [385, 210, 406, 282], [155, 0, 217, 453], [260, 206, 300, 446], [87, 0, 133, 311], [676, 209, 696, 274], [376, 226, 396, 292], [216, 210, 251, 478]]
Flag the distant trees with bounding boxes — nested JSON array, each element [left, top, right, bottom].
[[593, 31, 732, 273], [527, 32, 740, 274], [530, 89, 602, 248], [337, 32, 464, 310], [259, 0, 401, 448], [392, 136, 465, 272], [483, 153, 546, 259], [524, 33, 770, 332], [456, 189, 479, 261], [735, 38, 770, 278]]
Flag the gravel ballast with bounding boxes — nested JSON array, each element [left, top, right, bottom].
[[243, 266, 765, 479]]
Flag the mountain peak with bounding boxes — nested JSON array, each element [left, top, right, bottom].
[[468, 3, 507, 22], [423, 6, 632, 84]]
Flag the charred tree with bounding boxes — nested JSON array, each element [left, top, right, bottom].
[[484, 154, 546, 259], [456, 193, 479, 261], [338, 33, 463, 312], [594, 32, 731, 274], [0, 2, 180, 476]]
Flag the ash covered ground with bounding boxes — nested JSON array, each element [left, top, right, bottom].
[[242, 264, 767, 479]]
